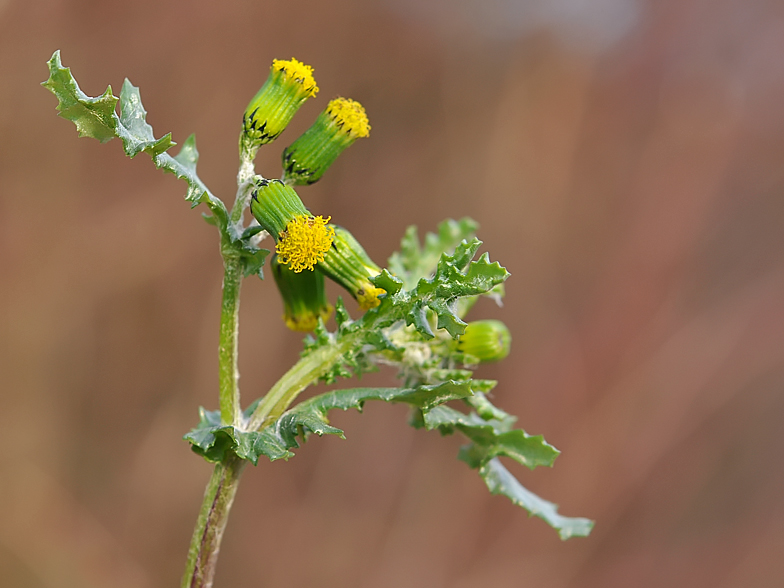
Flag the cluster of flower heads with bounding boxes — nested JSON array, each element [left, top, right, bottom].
[[242, 58, 511, 362], [242, 58, 379, 331]]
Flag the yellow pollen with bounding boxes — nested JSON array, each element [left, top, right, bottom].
[[357, 283, 386, 310], [276, 215, 334, 273], [326, 98, 370, 139], [272, 58, 319, 97]]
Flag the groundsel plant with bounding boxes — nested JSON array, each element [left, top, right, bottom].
[[43, 50, 593, 588]]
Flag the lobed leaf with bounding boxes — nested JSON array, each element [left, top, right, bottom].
[[422, 405, 559, 470], [185, 381, 474, 465], [388, 218, 479, 289], [43, 51, 229, 229], [481, 458, 594, 540]]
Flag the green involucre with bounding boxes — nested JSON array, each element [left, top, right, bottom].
[[282, 111, 355, 185], [458, 320, 511, 362], [250, 178, 310, 237], [317, 226, 386, 310], [272, 254, 333, 332]]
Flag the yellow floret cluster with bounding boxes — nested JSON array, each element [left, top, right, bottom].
[[356, 284, 386, 310], [284, 305, 333, 333], [276, 215, 334, 272], [272, 58, 319, 97], [326, 98, 370, 139]]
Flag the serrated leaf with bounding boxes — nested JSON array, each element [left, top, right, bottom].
[[464, 390, 517, 427], [42, 51, 118, 142], [118, 80, 175, 158], [372, 269, 403, 296], [241, 248, 270, 279], [333, 298, 351, 330], [183, 407, 293, 465], [43, 51, 229, 229], [429, 298, 467, 338], [388, 218, 479, 289], [406, 300, 434, 339], [481, 458, 594, 540], [423, 405, 558, 469], [382, 239, 510, 341], [185, 382, 474, 465]]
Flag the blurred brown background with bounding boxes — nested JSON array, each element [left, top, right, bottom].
[[2, 0, 784, 586]]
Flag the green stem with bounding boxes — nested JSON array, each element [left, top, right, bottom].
[[180, 456, 246, 588], [231, 154, 257, 228], [247, 336, 354, 432], [218, 253, 243, 426]]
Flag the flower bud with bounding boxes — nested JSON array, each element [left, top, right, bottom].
[[317, 226, 386, 310], [457, 320, 511, 363], [282, 98, 370, 185], [271, 254, 333, 332], [250, 179, 334, 273], [241, 58, 319, 159]]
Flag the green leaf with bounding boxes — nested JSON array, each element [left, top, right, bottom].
[[388, 218, 479, 289], [184, 381, 474, 465], [423, 405, 559, 470], [117, 79, 175, 158], [480, 458, 594, 540], [183, 407, 293, 465], [43, 51, 229, 229], [41, 51, 118, 142], [240, 247, 270, 279], [406, 300, 434, 339], [276, 380, 474, 451]]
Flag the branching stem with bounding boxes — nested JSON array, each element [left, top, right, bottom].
[[247, 336, 354, 431]]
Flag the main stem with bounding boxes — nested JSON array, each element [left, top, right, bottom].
[[183, 155, 347, 587], [218, 252, 243, 426], [180, 456, 245, 588]]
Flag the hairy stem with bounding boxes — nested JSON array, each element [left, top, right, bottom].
[[180, 456, 246, 588], [218, 253, 243, 426]]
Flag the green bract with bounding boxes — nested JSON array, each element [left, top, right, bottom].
[[458, 319, 512, 362], [241, 58, 319, 160], [44, 49, 593, 588], [282, 97, 370, 185], [316, 225, 386, 310], [271, 254, 333, 332]]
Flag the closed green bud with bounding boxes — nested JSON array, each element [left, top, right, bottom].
[[271, 254, 333, 332], [241, 58, 319, 160], [250, 179, 334, 273], [458, 320, 511, 363], [282, 98, 370, 185], [317, 226, 386, 310]]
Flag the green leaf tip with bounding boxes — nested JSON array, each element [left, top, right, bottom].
[[389, 217, 481, 290], [43, 51, 229, 228], [42, 50, 118, 143], [481, 458, 594, 540], [423, 404, 559, 470], [43, 50, 175, 156]]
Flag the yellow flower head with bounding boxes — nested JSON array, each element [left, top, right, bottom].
[[281, 98, 370, 185], [326, 98, 370, 139], [276, 215, 335, 272], [241, 58, 319, 159], [271, 58, 319, 98]]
